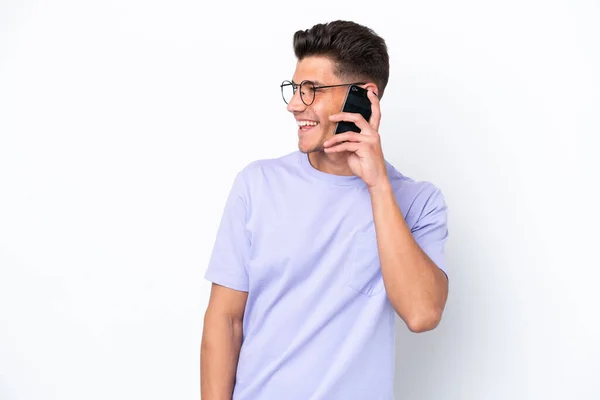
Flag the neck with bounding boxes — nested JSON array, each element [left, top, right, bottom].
[[308, 151, 354, 176]]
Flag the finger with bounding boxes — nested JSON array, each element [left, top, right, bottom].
[[323, 141, 362, 153], [323, 131, 366, 147], [367, 90, 381, 131], [328, 112, 373, 134]]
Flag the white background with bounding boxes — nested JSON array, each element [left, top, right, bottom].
[[1, 0, 599, 399]]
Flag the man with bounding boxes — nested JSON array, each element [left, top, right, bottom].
[[201, 20, 449, 400]]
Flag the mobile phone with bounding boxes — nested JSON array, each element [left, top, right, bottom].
[[334, 85, 372, 134]]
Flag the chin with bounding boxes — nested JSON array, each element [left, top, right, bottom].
[[298, 140, 324, 154], [298, 131, 327, 154]]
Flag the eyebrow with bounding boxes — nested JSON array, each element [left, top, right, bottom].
[[291, 79, 326, 86]]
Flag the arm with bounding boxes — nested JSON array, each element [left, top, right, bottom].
[[323, 91, 448, 331], [201, 283, 248, 399], [369, 183, 449, 333]]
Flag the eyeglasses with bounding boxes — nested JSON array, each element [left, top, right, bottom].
[[280, 80, 366, 106]]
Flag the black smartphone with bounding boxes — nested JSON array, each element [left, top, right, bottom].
[[334, 85, 372, 134]]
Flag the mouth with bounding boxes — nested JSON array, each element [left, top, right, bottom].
[[296, 120, 320, 133]]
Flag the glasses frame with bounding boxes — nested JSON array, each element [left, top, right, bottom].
[[280, 80, 367, 106]]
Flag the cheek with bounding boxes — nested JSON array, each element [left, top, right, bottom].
[[314, 102, 340, 125]]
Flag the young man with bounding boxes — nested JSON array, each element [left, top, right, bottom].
[[201, 20, 449, 400]]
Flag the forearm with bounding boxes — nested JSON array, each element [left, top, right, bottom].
[[369, 182, 448, 332], [200, 312, 243, 399]]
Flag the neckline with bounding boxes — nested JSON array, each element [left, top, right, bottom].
[[298, 151, 365, 187]]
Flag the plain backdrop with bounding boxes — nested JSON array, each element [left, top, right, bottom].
[[1, 0, 599, 399]]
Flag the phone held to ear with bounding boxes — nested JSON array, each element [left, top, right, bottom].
[[334, 85, 372, 134]]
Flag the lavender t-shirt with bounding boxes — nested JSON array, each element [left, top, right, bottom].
[[204, 151, 448, 400]]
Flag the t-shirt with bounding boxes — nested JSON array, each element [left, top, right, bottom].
[[204, 150, 449, 400]]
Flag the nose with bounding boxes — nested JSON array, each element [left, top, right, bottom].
[[286, 89, 306, 113]]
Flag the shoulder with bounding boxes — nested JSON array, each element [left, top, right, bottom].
[[386, 161, 443, 197], [237, 151, 301, 181], [385, 161, 447, 222], [228, 151, 301, 214]]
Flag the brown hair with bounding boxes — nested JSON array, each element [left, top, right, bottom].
[[293, 20, 390, 98]]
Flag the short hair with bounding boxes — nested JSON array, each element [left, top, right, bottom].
[[293, 20, 390, 98]]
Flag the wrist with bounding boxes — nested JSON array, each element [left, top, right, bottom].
[[368, 179, 392, 196]]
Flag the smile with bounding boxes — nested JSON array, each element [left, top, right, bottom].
[[297, 120, 319, 129]]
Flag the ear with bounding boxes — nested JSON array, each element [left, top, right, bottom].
[[362, 82, 379, 98]]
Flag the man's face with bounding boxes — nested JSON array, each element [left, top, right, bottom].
[[287, 56, 350, 153]]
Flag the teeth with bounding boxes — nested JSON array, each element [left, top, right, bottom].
[[297, 121, 319, 127]]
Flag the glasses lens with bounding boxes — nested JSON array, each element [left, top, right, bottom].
[[281, 81, 294, 104], [300, 81, 315, 105]]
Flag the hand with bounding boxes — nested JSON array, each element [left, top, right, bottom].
[[323, 90, 389, 189]]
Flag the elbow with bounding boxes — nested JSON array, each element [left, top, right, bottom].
[[202, 309, 244, 343], [404, 308, 443, 333]]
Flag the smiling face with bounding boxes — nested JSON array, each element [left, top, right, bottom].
[[286, 56, 351, 153]]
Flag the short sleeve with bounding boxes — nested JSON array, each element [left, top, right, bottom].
[[204, 171, 250, 292], [411, 186, 449, 277]]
